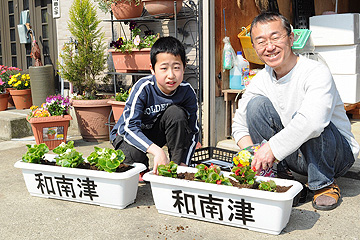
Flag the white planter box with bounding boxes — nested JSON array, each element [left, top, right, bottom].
[[143, 166, 302, 235], [310, 13, 360, 46], [14, 155, 146, 209], [315, 44, 360, 74], [333, 74, 360, 104]]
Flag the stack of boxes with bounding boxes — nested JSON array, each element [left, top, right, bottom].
[[310, 13, 360, 104]]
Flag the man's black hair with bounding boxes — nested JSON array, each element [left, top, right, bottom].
[[150, 36, 186, 69], [250, 12, 292, 42]]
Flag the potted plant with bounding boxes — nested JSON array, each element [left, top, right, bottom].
[[94, 0, 144, 20], [109, 21, 159, 72], [108, 88, 130, 122], [0, 78, 9, 111], [58, 0, 113, 142], [0, 65, 22, 108], [142, 0, 183, 16], [46, 129, 57, 139], [143, 161, 303, 235], [27, 95, 72, 150], [14, 142, 147, 209], [7, 72, 32, 109]]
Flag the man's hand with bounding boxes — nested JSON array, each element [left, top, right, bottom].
[[251, 142, 276, 171], [147, 144, 169, 174]]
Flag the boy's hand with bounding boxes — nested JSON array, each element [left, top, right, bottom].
[[147, 144, 169, 174]]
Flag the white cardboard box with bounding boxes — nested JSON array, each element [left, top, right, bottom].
[[310, 13, 360, 46], [333, 74, 360, 103], [315, 44, 360, 74]]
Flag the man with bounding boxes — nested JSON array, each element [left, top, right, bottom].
[[232, 12, 359, 210]]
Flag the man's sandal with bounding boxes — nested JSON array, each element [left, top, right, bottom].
[[312, 182, 341, 211]]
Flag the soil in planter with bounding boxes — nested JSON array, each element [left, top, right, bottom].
[[39, 159, 134, 173], [177, 172, 292, 193]]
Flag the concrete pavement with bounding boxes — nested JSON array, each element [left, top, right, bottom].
[[1, 123, 360, 239]]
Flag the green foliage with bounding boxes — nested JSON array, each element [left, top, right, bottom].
[[157, 161, 178, 178], [22, 144, 49, 164], [230, 164, 257, 185], [53, 141, 75, 155], [115, 88, 130, 102], [57, 0, 109, 99], [55, 149, 84, 168], [258, 180, 277, 192], [53, 141, 84, 168], [87, 146, 125, 172], [194, 164, 232, 186]]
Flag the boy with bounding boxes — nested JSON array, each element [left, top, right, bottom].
[[110, 36, 199, 178]]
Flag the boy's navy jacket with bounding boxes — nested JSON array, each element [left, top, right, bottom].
[[110, 75, 199, 164]]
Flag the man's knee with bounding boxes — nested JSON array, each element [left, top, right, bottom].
[[247, 96, 271, 119]]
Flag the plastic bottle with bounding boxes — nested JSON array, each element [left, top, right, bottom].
[[230, 51, 249, 90]]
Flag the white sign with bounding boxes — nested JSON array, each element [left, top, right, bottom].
[[52, 0, 60, 18]]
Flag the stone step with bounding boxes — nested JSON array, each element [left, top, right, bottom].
[[0, 108, 33, 140]]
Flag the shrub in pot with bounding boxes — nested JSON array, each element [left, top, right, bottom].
[[58, 0, 112, 142]]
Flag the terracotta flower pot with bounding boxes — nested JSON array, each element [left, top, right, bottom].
[[108, 100, 126, 123], [5, 87, 15, 108], [111, 1, 144, 20], [71, 99, 112, 142], [0, 92, 9, 111], [109, 48, 151, 73], [9, 89, 32, 109], [47, 134, 56, 140], [143, 0, 183, 15], [27, 115, 72, 150]]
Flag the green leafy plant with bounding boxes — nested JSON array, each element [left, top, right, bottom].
[[58, 0, 110, 99], [115, 88, 130, 102], [22, 143, 49, 164], [53, 141, 84, 168], [258, 180, 277, 192], [53, 141, 75, 155], [194, 163, 232, 186], [110, 21, 159, 53], [94, 0, 141, 13], [157, 161, 178, 178], [87, 146, 125, 172], [230, 163, 257, 185]]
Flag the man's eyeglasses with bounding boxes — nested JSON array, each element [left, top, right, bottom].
[[253, 33, 289, 49]]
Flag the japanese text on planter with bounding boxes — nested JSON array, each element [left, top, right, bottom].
[[172, 190, 255, 225], [34, 173, 99, 200]]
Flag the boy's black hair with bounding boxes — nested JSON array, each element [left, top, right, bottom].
[[150, 36, 186, 69], [250, 12, 292, 42]]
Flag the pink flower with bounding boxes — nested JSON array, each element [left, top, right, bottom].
[[133, 35, 141, 46]]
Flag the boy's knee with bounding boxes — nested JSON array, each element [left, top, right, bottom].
[[163, 105, 188, 121]]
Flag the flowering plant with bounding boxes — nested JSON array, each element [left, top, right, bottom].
[[0, 65, 22, 90], [87, 146, 125, 173], [28, 95, 71, 119], [110, 21, 159, 53], [115, 88, 130, 102], [8, 73, 30, 90], [0, 79, 5, 93]]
